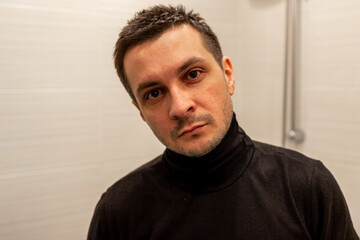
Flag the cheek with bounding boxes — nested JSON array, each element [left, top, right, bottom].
[[201, 81, 229, 106], [143, 111, 171, 133]]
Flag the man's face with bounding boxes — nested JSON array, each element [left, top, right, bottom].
[[124, 25, 235, 157]]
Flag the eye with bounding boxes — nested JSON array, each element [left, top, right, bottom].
[[186, 70, 200, 80], [145, 89, 162, 100]]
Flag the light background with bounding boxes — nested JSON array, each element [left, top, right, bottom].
[[0, 0, 359, 239]]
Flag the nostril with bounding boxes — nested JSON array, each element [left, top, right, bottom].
[[169, 98, 195, 119], [187, 105, 195, 113]]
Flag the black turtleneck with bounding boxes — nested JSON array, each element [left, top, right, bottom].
[[163, 114, 254, 193], [88, 114, 359, 240]]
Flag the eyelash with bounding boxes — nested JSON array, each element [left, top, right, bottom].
[[143, 69, 204, 102], [145, 89, 162, 101], [185, 69, 202, 81]]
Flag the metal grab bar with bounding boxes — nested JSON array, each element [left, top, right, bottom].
[[282, 0, 305, 146]]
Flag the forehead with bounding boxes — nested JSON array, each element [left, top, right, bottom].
[[123, 25, 216, 90]]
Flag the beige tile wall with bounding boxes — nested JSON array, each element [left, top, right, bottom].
[[233, 0, 285, 145], [235, 0, 360, 233], [1, 0, 359, 238], [0, 0, 237, 239], [299, 0, 360, 231]]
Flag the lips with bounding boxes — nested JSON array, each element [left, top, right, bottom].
[[179, 124, 207, 137]]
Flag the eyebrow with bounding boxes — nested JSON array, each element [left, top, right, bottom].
[[136, 81, 162, 98], [135, 57, 207, 97], [177, 57, 206, 74]]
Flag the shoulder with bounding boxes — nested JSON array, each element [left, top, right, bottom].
[[250, 141, 334, 199], [95, 155, 165, 214], [251, 140, 346, 193], [106, 154, 163, 200], [254, 141, 317, 164], [250, 141, 344, 210], [252, 141, 320, 179], [250, 142, 358, 238], [88, 155, 165, 239]]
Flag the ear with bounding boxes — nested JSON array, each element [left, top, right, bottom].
[[222, 56, 235, 95], [132, 100, 146, 121]]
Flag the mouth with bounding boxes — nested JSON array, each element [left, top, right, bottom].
[[179, 124, 207, 138]]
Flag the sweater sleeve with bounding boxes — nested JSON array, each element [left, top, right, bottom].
[[87, 193, 109, 240], [309, 161, 359, 240]]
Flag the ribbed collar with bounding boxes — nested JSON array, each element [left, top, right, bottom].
[[162, 113, 254, 193]]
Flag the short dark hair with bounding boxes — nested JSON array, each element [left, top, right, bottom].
[[113, 5, 223, 101]]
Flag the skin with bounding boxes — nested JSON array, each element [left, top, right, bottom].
[[124, 24, 235, 157]]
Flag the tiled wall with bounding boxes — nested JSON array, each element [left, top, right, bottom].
[[300, 0, 360, 231], [235, 0, 360, 232], [1, 0, 359, 238], [0, 0, 237, 239]]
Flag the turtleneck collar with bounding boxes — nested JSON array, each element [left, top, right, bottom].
[[162, 113, 254, 193]]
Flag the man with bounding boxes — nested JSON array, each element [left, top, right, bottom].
[[88, 5, 358, 240]]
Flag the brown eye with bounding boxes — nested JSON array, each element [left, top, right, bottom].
[[146, 89, 161, 100], [188, 70, 200, 79]]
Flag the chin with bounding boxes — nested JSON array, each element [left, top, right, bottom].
[[175, 141, 218, 157], [183, 149, 208, 157]]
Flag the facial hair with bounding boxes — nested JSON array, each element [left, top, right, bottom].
[[169, 114, 214, 141], [169, 105, 232, 157]]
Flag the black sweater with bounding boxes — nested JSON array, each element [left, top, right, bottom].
[[88, 116, 359, 240]]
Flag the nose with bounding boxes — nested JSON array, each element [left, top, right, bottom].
[[169, 86, 196, 119]]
